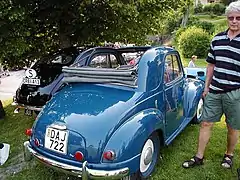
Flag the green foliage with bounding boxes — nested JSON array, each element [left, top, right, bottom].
[[0, 0, 187, 68], [203, 3, 226, 15], [178, 26, 211, 58], [212, 3, 226, 15], [188, 17, 215, 35], [173, 27, 186, 45], [198, 21, 215, 34], [194, 2, 203, 14], [220, 0, 235, 6], [164, 10, 183, 35]]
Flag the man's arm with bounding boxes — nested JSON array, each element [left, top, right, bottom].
[[203, 63, 215, 97]]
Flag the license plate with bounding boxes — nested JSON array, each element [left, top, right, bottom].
[[22, 78, 40, 85], [24, 109, 33, 116], [44, 128, 68, 154]]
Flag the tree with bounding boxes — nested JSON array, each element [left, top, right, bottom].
[[181, 0, 194, 27], [0, 0, 186, 67]]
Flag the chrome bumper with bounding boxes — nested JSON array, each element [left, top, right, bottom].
[[24, 141, 129, 180], [12, 101, 42, 112]]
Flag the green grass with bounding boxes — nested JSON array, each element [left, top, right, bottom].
[[182, 58, 207, 68], [152, 117, 240, 180], [1, 99, 240, 180], [195, 14, 226, 22]]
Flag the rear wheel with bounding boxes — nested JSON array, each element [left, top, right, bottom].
[[121, 132, 160, 180], [192, 98, 204, 124]]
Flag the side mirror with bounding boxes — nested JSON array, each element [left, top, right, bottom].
[[197, 71, 205, 77]]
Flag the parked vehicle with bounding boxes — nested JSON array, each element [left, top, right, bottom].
[[12, 47, 84, 115], [24, 46, 205, 180], [184, 67, 206, 81]]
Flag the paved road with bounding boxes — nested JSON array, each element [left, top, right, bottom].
[[0, 70, 25, 101]]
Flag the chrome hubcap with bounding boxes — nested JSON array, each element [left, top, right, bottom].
[[140, 139, 154, 173], [197, 99, 203, 119], [144, 147, 153, 165]]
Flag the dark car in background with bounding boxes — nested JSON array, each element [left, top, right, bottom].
[[13, 46, 148, 116], [12, 46, 85, 115]]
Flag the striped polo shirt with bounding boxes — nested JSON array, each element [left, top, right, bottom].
[[207, 30, 240, 93]]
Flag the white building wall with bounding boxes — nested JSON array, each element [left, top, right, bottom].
[[200, 0, 208, 5]]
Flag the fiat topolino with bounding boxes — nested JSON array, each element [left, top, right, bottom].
[[24, 46, 204, 180]]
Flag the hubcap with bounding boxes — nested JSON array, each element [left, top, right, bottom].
[[144, 147, 153, 165], [140, 139, 154, 173], [197, 99, 204, 119]]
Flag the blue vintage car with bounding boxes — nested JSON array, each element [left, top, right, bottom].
[[24, 46, 205, 180]]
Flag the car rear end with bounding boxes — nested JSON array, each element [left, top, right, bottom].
[[23, 66, 140, 179]]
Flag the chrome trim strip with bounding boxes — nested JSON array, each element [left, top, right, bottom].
[[49, 123, 67, 130], [12, 102, 42, 111], [24, 141, 129, 179]]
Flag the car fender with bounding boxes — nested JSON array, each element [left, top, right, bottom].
[[184, 80, 204, 118], [102, 108, 164, 172]]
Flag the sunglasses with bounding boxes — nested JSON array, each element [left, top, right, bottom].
[[227, 16, 240, 21]]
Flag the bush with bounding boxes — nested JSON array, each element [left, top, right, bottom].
[[173, 27, 186, 45], [212, 3, 226, 15], [178, 26, 211, 58], [203, 3, 213, 13], [203, 3, 226, 15], [198, 21, 215, 34], [187, 16, 215, 34], [194, 2, 203, 14]]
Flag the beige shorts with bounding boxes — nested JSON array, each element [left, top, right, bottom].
[[200, 88, 240, 130]]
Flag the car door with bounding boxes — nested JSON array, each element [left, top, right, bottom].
[[164, 53, 184, 138]]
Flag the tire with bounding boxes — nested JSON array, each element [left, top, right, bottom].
[[191, 98, 204, 124], [121, 132, 160, 180]]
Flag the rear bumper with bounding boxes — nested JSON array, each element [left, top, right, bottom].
[[24, 141, 129, 180], [12, 101, 42, 112]]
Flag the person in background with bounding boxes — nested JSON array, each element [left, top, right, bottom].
[[182, 0, 240, 172], [188, 55, 197, 68]]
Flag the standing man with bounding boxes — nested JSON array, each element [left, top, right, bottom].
[[182, 1, 240, 170]]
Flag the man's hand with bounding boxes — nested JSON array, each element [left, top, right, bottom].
[[202, 88, 209, 98]]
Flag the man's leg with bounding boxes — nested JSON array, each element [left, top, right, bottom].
[[226, 124, 238, 156], [222, 88, 240, 169], [196, 121, 214, 159], [182, 121, 214, 168], [182, 92, 222, 168]]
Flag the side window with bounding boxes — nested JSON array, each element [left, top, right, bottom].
[[172, 55, 182, 79], [164, 55, 174, 83], [110, 54, 119, 68], [90, 54, 110, 68]]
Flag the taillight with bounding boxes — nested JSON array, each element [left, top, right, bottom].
[[25, 128, 32, 136], [103, 150, 115, 161], [74, 151, 84, 161]]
